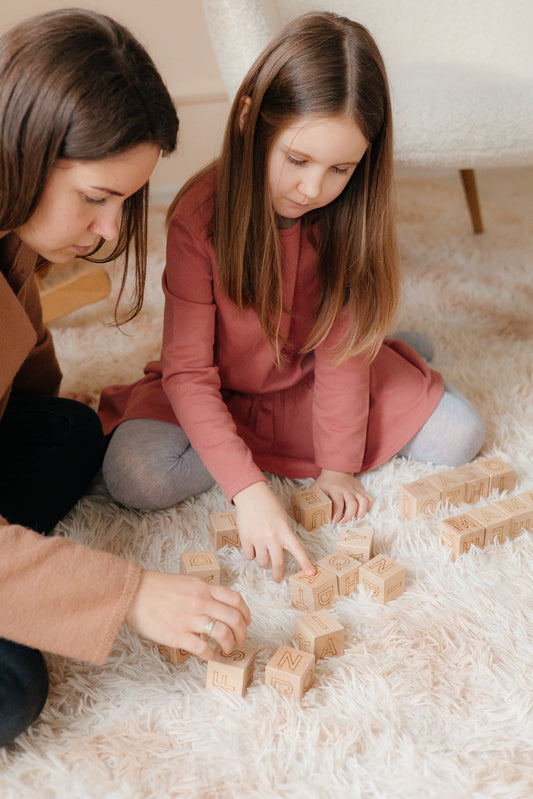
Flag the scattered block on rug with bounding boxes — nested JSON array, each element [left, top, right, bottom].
[[155, 644, 191, 666], [206, 644, 257, 696], [337, 524, 374, 562], [180, 550, 221, 583], [209, 511, 241, 550], [289, 567, 338, 611], [317, 551, 360, 596], [290, 487, 332, 530], [358, 555, 406, 604], [475, 458, 518, 493], [399, 479, 442, 519], [491, 495, 533, 538], [265, 645, 315, 699], [294, 609, 345, 659], [439, 513, 486, 560]]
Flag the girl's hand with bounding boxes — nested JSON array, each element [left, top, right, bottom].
[[312, 469, 374, 523], [233, 481, 316, 583], [126, 571, 251, 660]]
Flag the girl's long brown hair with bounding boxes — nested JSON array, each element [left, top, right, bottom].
[[0, 8, 178, 323], [169, 12, 399, 362]]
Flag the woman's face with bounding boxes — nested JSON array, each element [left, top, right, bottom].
[[15, 143, 160, 263]]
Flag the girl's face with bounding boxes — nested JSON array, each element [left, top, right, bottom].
[[15, 143, 160, 263], [267, 114, 368, 228]]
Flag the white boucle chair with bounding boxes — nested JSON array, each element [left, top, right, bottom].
[[202, 0, 533, 233]]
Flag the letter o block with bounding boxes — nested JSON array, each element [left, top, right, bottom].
[[475, 458, 517, 493], [289, 567, 338, 611], [290, 488, 332, 530], [265, 645, 315, 699], [358, 555, 406, 604], [295, 609, 345, 659], [206, 645, 257, 696], [337, 525, 374, 562], [399, 479, 441, 519], [209, 512, 241, 550], [317, 551, 360, 595], [180, 550, 221, 583]]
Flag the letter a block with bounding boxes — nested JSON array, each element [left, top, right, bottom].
[[337, 525, 374, 562], [439, 513, 485, 560], [265, 645, 315, 699], [209, 512, 241, 550], [289, 567, 338, 611], [467, 504, 511, 545], [317, 551, 360, 596], [156, 644, 191, 666], [399, 480, 441, 519], [180, 550, 221, 583], [358, 555, 406, 604], [295, 609, 345, 659], [290, 488, 332, 530], [475, 458, 517, 494], [206, 645, 257, 696]]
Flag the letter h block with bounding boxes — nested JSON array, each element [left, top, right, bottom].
[[358, 555, 406, 604], [290, 488, 332, 530], [265, 645, 315, 699], [209, 511, 241, 550], [317, 551, 360, 596], [206, 645, 257, 696], [289, 567, 338, 611], [295, 609, 345, 659], [180, 550, 221, 583]]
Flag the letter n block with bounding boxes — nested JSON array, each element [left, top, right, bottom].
[[425, 470, 466, 507], [206, 645, 257, 696], [294, 609, 345, 659], [358, 555, 406, 604], [399, 479, 441, 518], [452, 464, 490, 504], [317, 551, 360, 595], [155, 644, 191, 666], [289, 567, 338, 611], [439, 513, 485, 560], [290, 488, 332, 530], [475, 458, 517, 493], [265, 645, 315, 699], [337, 525, 374, 562], [492, 495, 533, 539], [180, 550, 221, 583], [209, 511, 241, 550]]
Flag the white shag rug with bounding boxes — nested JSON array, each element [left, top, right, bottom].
[[1, 172, 533, 799]]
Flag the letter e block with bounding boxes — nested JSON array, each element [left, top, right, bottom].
[[317, 551, 360, 595], [399, 479, 441, 518], [492, 495, 533, 539], [156, 644, 191, 666], [206, 645, 257, 696], [439, 513, 485, 560], [291, 488, 332, 530], [180, 550, 221, 583], [294, 609, 345, 659], [475, 458, 517, 493], [265, 645, 315, 699], [209, 512, 241, 550], [452, 464, 490, 504], [289, 567, 338, 611], [358, 555, 406, 604], [337, 525, 374, 562], [426, 470, 466, 507]]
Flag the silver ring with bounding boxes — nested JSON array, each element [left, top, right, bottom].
[[204, 617, 216, 637]]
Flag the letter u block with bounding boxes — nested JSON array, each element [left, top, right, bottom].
[[290, 488, 332, 530], [317, 551, 360, 596], [439, 513, 485, 560], [289, 567, 338, 611], [209, 511, 241, 550], [337, 525, 374, 562], [399, 479, 441, 518], [265, 645, 315, 699], [294, 609, 345, 659], [475, 458, 517, 493], [206, 645, 257, 696], [180, 550, 221, 583], [358, 555, 406, 604]]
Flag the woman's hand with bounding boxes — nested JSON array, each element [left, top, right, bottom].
[[312, 469, 374, 523], [126, 571, 251, 660], [233, 481, 316, 583]]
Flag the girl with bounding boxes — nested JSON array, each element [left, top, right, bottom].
[[0, 9, 249, 748], [100, 12, 484, 583]]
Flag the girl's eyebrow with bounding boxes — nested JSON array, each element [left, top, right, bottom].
[[89, 185, 125, 197], [282, 144, 359, 166]]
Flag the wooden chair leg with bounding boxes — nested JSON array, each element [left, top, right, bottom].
[[459, 169, 484, 234], [39, 266, 111, 324]]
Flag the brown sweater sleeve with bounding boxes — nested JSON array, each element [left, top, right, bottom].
[[0, 519, 143, 664]]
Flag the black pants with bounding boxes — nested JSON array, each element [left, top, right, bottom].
[[0, 392, 106, 747]]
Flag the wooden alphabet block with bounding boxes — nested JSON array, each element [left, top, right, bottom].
[[180, 550, 221, 583], [491, 495, 533, 539], [155, 644, 191, 666], [317, 551, 360, 596], [467, 504, 511, 545], [289, 567, 338, 611], [294, 609, 345, 659], [290, 487, 332, 530], [206, 645, 257, 696], [399, 479, 441, 519], [452, 463, 490, 504], [475, 458, 517, 493], [209, 511, 241, 550], [337, 525, 374, 562], [358, 555, 406, 603], [425, 470, 466, 507], [265, 645, 315, 699], [439, 513, 485, 560]]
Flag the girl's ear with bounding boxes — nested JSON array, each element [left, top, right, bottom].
[[238, 95, 252, 134]]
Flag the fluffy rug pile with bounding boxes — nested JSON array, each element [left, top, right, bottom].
[[1, 172, 532, 798]]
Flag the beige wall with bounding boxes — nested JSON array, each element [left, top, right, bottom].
[[0, 1, 231, 189]]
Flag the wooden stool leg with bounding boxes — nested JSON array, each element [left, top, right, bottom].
[[459, 169, 484, 234]]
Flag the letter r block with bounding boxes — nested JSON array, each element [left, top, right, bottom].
[[358, 555, 406, 603], [289, 567, 338, 611], [265, 645, 315, 699], [209, 512, 241, 550], [180, 550, 221, 583]]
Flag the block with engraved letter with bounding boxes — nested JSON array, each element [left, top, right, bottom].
[[155, 644, 191, 666], [358, 554, 406, 603], [180, 550, 221, 584], [452, 463, 490, 504], [491, 495, 533, 539], [425, 470, 466, 507], [399, 479, 441, 519], [439, 513, 485, 560], [265, 645, 315, 699], [337, 525, 374, 562], [475, 458, 517, 494], [290, 487, 332, 530], [206, 644, 257, 696], [294, 609, 345, 659], [466, 504, 511, 545], [317, 551, 360, 596], [289, 567, 338, 611], [209, 511, 241, 550]]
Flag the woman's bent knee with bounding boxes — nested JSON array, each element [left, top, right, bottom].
[[0, 639, 49, 747]]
